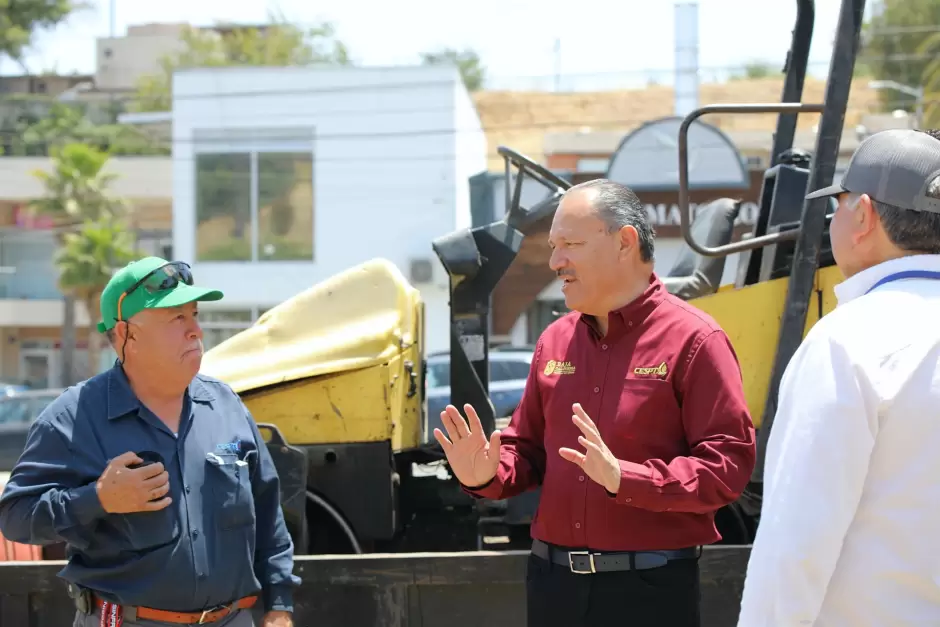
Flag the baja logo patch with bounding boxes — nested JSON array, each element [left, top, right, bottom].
[[543, 359, 576, 376]]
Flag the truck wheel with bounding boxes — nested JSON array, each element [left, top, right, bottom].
[[304, 491, 363, 555]]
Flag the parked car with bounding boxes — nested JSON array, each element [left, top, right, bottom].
[[424, 348, 534, 442], [0, 387, 61, 426]]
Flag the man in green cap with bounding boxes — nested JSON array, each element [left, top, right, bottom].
[[0, 257, 300, 627]]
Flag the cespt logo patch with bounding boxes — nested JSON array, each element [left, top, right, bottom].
[[633, 361, 668, 377]]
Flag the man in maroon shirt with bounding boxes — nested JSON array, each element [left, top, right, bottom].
[[434, 178, 756, 627]]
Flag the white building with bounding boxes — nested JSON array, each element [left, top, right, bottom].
[[170, 64, 487, 353]]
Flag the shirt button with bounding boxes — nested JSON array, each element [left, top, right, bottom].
[[192, 529, 199, 538], [628, 322, 633, 327], [601, 344, 608, 350], [575, 522, 581, 529], [625, 497, 633, 503], [594, 386, 600, 393], [579, 475, 585, 482], [185, 485, 191, 494]]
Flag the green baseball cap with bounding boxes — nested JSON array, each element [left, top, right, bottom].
[[97, 256, 224, 333]]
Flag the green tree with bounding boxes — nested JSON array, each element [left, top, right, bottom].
[[131, 14, 351, 113], [15, 102, 167, 156], [55, 218, 137, 379], [0, 0, 80, 66], [420, 47, 486, 91], [862, 0, 940, 114], [29, 143, 135, 383]]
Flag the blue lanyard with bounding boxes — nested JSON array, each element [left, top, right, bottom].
[[865, 270, 940, 295]]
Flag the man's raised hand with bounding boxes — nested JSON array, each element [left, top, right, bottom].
[[433, 404, 502, 488]]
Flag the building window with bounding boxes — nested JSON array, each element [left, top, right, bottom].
[[136, 230, 173, 260], [196, 153, 253, 261], [258, 153, 314, 261], [200, 308, 256, 351], [576, 157, 609, 173], [194, 129, 315, 263]]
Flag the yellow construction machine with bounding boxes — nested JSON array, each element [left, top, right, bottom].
[[200, 0, 866, 555]]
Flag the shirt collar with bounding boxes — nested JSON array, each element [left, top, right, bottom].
[[579, 272, 666, 337], [106, 361, 216, 420], [833, 254, 940, 306]]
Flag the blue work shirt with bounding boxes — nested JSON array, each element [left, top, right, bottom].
[[0, 363, 301, 613]]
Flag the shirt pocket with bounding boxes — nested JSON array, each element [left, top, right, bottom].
[[206, 459, 256, 530], [606, 378, 679, 458], [116, 505, 180, 552]]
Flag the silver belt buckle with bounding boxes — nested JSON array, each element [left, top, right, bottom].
[[568, 550, 596, 574], [199, 601, 237, 624]]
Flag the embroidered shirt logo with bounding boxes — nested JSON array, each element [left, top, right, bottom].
[[633, 361, 668, 377], [544, 359, 576, 376]]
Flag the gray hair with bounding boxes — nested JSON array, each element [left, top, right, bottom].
[[568, 178, 655, 262], [870, 128, 940, 255]]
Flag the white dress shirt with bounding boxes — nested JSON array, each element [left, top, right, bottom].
[[737, 253, 940, 627]]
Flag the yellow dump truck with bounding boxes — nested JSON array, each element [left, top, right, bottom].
[[198, 0, 864, 556]]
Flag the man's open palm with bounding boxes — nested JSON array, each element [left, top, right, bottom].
[[433, 404, 502, 488]]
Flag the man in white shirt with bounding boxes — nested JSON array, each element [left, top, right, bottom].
[[737, 128, 940, 627]]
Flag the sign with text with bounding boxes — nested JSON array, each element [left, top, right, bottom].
[[645, 201, 759, 228]]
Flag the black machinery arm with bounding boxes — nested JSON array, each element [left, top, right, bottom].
[[431, 147, 570, 437]]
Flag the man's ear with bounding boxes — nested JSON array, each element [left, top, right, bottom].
[[114, 320, 132, 344], [852, 194, 879, 244], [619, 225, 639, 255]]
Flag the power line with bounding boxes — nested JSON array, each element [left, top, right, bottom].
[[0, 106, 918, 155]]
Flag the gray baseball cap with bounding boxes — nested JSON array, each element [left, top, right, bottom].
[[805, 128, 940, 213]]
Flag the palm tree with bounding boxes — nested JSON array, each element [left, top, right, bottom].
[[28, 143, 131, 384], [30, 143, 126, 223], [55, 218, 137, 379]]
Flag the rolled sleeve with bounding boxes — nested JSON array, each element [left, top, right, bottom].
[[610, 330, 756, 513], [68, 482, 108, 525], [263, 584, 295, 614]]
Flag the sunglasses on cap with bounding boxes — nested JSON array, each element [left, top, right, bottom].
[[116, 261, 194, 322]]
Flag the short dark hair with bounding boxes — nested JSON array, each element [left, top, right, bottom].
[[105, 328, 116, 343], [568, 178, 655, 262], [870, 128, 940, 255]]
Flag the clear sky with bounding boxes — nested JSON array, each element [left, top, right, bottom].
[[7, 0, 864, 89]]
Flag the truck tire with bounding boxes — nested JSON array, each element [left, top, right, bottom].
[[305, 491, 363, 555]]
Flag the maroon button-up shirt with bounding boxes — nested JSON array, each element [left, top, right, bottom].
[[467, 274, 756, 551]]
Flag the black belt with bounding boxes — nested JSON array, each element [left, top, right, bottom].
[[530, 538, 701, 574]]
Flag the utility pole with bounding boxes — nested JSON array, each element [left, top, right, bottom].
[[553, 38, 561, 92]]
